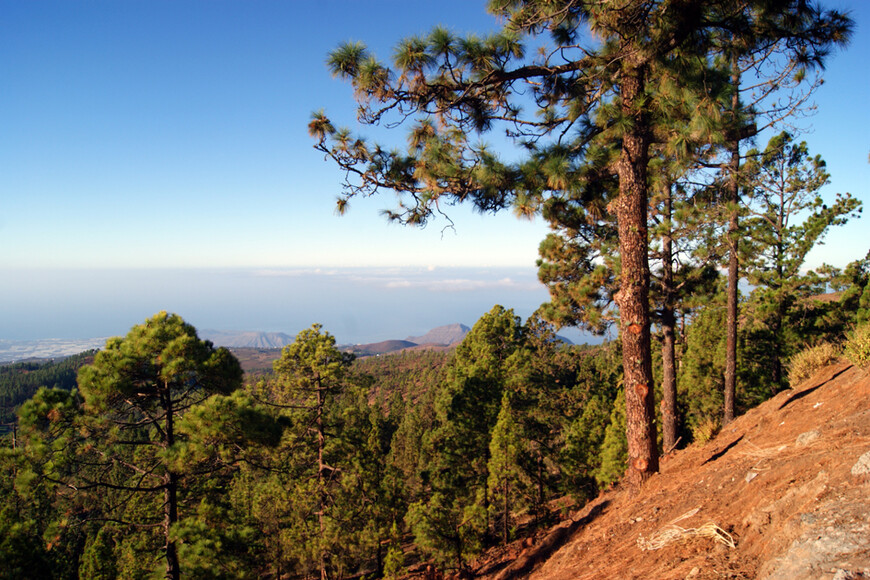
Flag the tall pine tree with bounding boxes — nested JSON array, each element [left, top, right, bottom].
[[74, 312, 245, 580], [272, 324, 356, 580], [741, 132, 861, 389], [311, 0, 852, 486]]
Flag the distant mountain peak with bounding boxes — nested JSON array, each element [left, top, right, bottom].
[[406, 323, 470, 346], [201, 330, 294, 349]]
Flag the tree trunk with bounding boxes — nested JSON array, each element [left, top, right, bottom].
[[164, 472, 180, 580], [537, 451, 544, 522], [484, 465, 490, 539], [660, 190, 678, 451], [503, 481, 510, 545], [772, 223, 785, 390], [317, 376, 328, 580], [163, 386, 180, 580], [724, 64, 741, 425], [661, 314, 677, 449], [616, 60, 658, 487]]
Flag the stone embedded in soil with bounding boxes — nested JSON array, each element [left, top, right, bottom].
[[796, 429, 821, 446], [850, 450, 870, 476]]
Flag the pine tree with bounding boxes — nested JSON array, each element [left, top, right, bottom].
[[311, 0, 732, 487], [712, 2, 853, 424], [407, 306, 524, 570], [678, 286, 728, 438], [272, 324, 355, 580], [14, 312, 271, 579], [312, 0, 855, 488], [595, 389, 628, 488], [73, 312, 245, 580], [822, 252, 870, 325], [486, 393, 526, 545], [0, 436, 54, 579], [859, 284, 870, 326], [741, 132, 861, 390]]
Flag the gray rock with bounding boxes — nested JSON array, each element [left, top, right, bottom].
[[851, 450, 870, 477], [797, 430, 821, 446]]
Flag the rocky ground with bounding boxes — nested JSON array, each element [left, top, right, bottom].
[[460, 361, 870, 580]]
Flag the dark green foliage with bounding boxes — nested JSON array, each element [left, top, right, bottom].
[[560, 350, 622, 494], [859, 284, 870, 325], [508, 320, 622, 504], [248, 324, 394, 579], [0, 350, 94, 432], [679, 290, 728, 437], [741, 133, 862, 390], [79, 527, 118, 580], [406, 306, 524, 569], [0, 448, 53, 580], [313, 0, 853, 488], [354, 348, 451, 405], [5, 284, 864, 578], [0, 515, 52, 580], [487, 393, 527, 544], [71, 311, 249, 579], [833, 252, 870, 325], [3, 387, 88, 579], [396, 306, 627, 569], [9, 313, 282, 580], [676, 268, 862, 440], [537, 228, 619, 335], [594, 392, 628, 487]]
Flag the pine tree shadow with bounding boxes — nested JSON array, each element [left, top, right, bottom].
[[703, 435, 744, 465], [779, 365, 851, 410], [484, 499, 610, 579]]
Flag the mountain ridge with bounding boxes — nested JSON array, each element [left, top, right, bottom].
[[0, 322, 582, 364], [200, 330, 295, 349], [405, 323, 471, 346]]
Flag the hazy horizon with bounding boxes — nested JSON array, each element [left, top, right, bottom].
[[0, 265, 602, 346]]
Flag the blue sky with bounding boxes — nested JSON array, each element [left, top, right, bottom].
[[1, 1, 868, 343]]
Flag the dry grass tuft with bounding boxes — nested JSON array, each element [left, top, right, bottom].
[[787, 342, 841, 386], [691, 417, 720, 444], [637, 522, 736, 551], [740, 441, 788, 472], [843, 323, 870, 370], [637, 508, 736, 551]]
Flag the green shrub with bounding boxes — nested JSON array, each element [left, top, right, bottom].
[[690, 416, 720, 445], [594, 391, 627, 487], [382, 544, 404, 579], [843, 323, 870, 369], [787, 342, 841, 387]]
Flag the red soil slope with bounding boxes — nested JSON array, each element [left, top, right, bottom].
[[469, 362, 870, 580]]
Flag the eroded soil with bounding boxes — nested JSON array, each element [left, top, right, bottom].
[[468, 362, 870, 580]]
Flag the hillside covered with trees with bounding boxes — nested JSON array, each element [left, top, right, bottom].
[[3, 278, 870, 578], [3, 0, 870, 578], [0, 351, 96, 435]]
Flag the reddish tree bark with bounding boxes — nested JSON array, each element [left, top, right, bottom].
[[616, 60, 659, 487]]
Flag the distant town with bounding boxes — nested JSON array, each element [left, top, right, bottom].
[[0, 338, 107, 364]]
